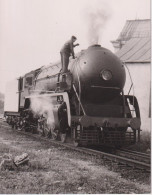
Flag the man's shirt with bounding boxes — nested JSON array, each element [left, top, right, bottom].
[[60, 40, 74, 57]]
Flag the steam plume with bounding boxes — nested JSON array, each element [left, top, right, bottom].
[[30, 96, 55, 129], [85, 6, 111, 45]]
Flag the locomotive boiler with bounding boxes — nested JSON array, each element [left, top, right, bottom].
[[4, 44, 141, 147]]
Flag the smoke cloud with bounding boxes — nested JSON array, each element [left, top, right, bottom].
[[30, 96, 55, 129], [84, 5, 111, 45]]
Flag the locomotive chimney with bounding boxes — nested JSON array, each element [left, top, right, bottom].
[[88, 44, 101, 48]]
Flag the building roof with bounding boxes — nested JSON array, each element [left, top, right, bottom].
[[116, 37, 151, 63], [117, 19, 150, 41], [113, 19, 151, 63]]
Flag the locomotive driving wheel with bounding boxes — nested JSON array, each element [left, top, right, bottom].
[[72, 125, 80, 147], [17, 119, 24, 131], [60, 133, 67, 143], [37, 122, 44, 136], [38, 119, 51, 138], [73, 134, 79, 147], [51, 129, 59, 140], [48, 121, 59, 140]]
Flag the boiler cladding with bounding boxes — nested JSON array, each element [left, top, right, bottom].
[[69, 45, 126, 103], [35, 44, 126, 103]]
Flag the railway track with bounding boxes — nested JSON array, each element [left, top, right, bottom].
[[0, 120, 150, 172], [114, 149, 150, 164]]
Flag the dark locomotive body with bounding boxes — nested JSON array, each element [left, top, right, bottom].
[[4, 45, 141, 147]]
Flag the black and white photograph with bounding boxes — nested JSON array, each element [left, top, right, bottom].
[[0, 0, 150, 194]]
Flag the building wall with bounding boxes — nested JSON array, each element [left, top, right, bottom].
[[124, 63, 151, 131]]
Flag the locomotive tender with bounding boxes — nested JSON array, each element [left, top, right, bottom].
[[4, 45, 141, 147]]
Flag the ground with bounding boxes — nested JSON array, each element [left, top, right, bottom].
[[0, 125, 150, 194]]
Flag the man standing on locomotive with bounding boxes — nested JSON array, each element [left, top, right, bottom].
[[60, 36, 79, 73]]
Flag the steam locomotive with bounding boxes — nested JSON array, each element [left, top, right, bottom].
[[4, 45, 141, 147]]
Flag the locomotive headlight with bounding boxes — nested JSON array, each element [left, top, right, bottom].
[[100, 69, 112, 81]]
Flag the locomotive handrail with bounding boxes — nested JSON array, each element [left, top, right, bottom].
[[29, 90, 55, 94], [73, 84, 86, 115], [122, 90, 126, 118], [125, 95, 141, 118], [128, 83, 133, 95], [35, 73, 59, 82], [73, 56, 82, 115], [33, 67, 43, 87], [123, 62, 135, 109], [76, 67, 81, 115]]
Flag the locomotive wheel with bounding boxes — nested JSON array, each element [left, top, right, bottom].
[[51, 129, 59, 140], [73, 140, 79, 147], [37, 123, 44, 136], [40, 120, 51, 138], [60, 133, 66, 143], [17, 120, 24, 131], [72, 127, 80, 147], [24, 126, 29, 132], [43, 125, 51, 138]]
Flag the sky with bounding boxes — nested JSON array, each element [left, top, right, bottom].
[[0, 0, 150, 93]]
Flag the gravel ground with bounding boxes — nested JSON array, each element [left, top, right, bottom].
[[0, 124, 150, 194]]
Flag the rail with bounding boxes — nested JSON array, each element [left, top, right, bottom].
[[0, 121, 150, 172], [114, 149, 150, 164]]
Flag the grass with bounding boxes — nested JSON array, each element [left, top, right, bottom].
[[0, 126, 150, 194]]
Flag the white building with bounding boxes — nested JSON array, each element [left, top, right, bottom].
[[111, 19, 151, 131]]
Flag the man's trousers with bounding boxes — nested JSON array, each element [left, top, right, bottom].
[[60, 52, 70, 73]]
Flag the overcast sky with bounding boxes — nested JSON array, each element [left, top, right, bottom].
[[0, 0, 150, 93]]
